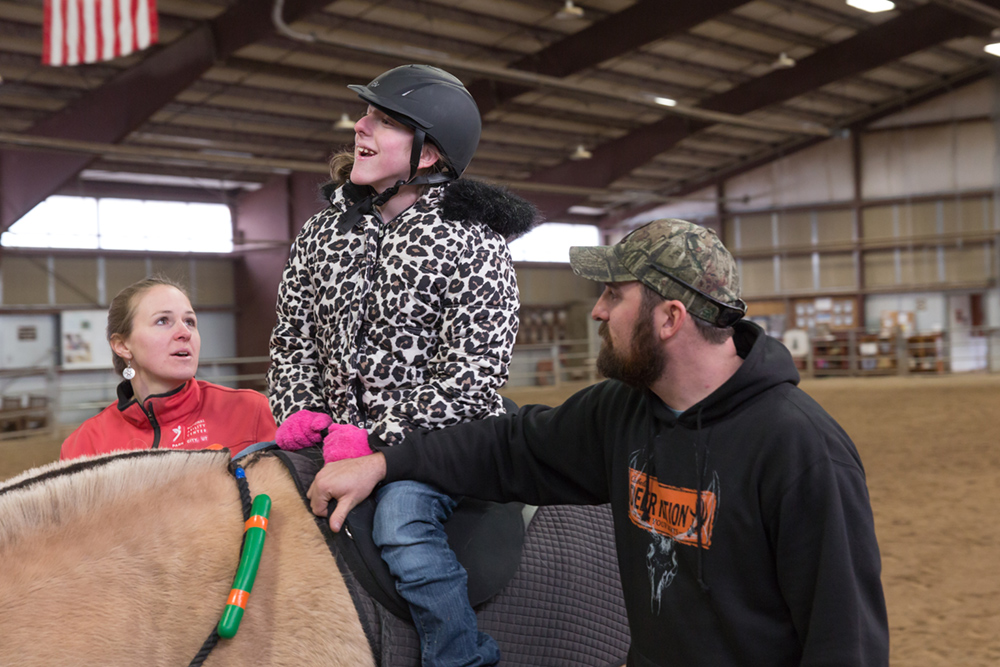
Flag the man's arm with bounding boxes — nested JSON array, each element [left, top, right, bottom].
[[774, 455, 889, 665], [309, 381, 623, 532], [308, 453, 386, 531]]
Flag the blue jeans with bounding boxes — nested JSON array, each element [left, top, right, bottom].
[[373, 480, 500, 667]]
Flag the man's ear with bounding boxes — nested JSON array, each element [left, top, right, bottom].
[[657, 300, 688, 341]]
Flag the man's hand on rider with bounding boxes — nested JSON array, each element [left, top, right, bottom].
[[307, 453, 388, 532]]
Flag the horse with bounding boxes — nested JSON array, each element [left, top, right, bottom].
[[0, 448, 631, 666]]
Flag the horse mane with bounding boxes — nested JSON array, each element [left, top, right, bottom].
[[0, 449, 231, 543], [0, 448, 378, 667]]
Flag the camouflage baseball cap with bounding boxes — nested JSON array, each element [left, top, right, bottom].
[[569, 218, 747, 327]]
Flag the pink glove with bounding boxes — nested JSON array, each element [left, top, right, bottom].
[[276, 409, 333, 451], [323, 424, 373, 463]]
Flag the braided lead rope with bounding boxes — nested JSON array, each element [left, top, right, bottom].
[[187, 465, 254, 667], [187, 630, 220, 667]]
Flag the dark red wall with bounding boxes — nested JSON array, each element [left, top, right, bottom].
[[232, 171, 327, 388]]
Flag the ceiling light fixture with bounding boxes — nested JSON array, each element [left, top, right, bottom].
[[333, 113, 355, 130], [772, 52, 796, 69], [985, 29, 1000, 57], [569, 144, 592, 160], [556, 1, 584, 20], [653, 96, 677, 107], [567, 205, 606, 216], [846, 0, 895, 13]]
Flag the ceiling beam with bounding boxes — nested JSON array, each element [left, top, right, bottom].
[[467, 0, 752, 115], [767, 0, 976, 67], [525, 2, 994, 220], [607, 63, 996, 227], [59, 179, 244, 204], [0, 0, 337, 231], [702, 4, 990, 115]]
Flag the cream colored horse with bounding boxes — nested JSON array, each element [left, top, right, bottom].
[[0, 449, 374, 667]]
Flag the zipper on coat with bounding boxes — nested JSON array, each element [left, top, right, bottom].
[[141, 401, 162, 449], [373, 208, 387, 261], [353, 208, 386, 425]]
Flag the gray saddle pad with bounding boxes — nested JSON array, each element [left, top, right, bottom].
[[344, 503, 631, 667]]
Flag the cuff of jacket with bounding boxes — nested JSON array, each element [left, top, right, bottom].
[[367, 430, 387, 452], [376, 432, 424, 485]]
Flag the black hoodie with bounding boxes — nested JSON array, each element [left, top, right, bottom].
[[383, 321, 889, 667]]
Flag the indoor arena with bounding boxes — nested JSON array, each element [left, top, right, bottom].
[[3, 1, 1000, 665]]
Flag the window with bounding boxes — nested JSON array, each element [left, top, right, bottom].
[[508, 223, 600, 263], [2, 196, 100, 249], [1, 196, 233, 252]]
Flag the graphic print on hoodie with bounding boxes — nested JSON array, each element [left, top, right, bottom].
[[628, 449, 720, 613]]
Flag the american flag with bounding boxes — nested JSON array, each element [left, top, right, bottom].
[[42, 0, 159, 67]]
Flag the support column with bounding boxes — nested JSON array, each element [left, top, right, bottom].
[[232, 171, 326, 391], [852, 126, 866, 329]]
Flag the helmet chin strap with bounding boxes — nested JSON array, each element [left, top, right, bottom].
[[369, 127, 424, 207], [337, 127, 454, 232], [407, 128, 427, 185]]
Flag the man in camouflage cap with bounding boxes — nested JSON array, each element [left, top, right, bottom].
[[310, 218, 889, 667], [569, 218, 746, 327], [567, 218, 748, 390]]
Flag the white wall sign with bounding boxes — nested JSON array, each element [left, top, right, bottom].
[[60, 310, 113, 370], [0, 315, 55, 369]]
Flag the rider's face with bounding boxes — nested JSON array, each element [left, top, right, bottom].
[[350, 106, 418, 194]]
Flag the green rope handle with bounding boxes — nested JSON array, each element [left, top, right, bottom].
[[217, 493, 271, 639]]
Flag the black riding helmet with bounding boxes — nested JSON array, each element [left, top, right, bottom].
[[348, 64, 482, 185], [336, 64, 482, 232]]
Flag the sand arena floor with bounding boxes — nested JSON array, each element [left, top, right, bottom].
[[2, 373, 998, 666]]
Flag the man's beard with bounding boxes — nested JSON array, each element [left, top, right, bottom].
[[596, 313, 666, 389]]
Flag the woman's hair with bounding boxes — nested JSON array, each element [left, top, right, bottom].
[[106, 275, 189, 375], [327, 147, 445, 186]]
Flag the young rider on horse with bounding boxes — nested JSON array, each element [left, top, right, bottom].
[[268, 65, 536, 667]]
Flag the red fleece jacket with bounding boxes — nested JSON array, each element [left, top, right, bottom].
[[61, 379, 277, 460]]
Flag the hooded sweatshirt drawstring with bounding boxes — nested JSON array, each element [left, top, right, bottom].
[[694, 406, 711, 593], [640, 419, 659, 524], [644, 402, 711, 593]]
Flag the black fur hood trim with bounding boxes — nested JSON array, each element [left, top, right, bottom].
[[319, 178, 541, 241], [441, 179, 540, 242], [320, 180, 340, 203]]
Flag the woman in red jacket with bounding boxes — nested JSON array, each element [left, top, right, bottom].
[[61, 276, 276, 460]]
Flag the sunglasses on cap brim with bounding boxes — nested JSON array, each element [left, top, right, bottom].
[[649, 264, 748, 328]]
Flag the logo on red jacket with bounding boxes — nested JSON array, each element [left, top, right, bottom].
[[170, 419, 209, 448]]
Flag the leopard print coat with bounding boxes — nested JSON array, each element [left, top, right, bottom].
[[268, 179, 537, 445]]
